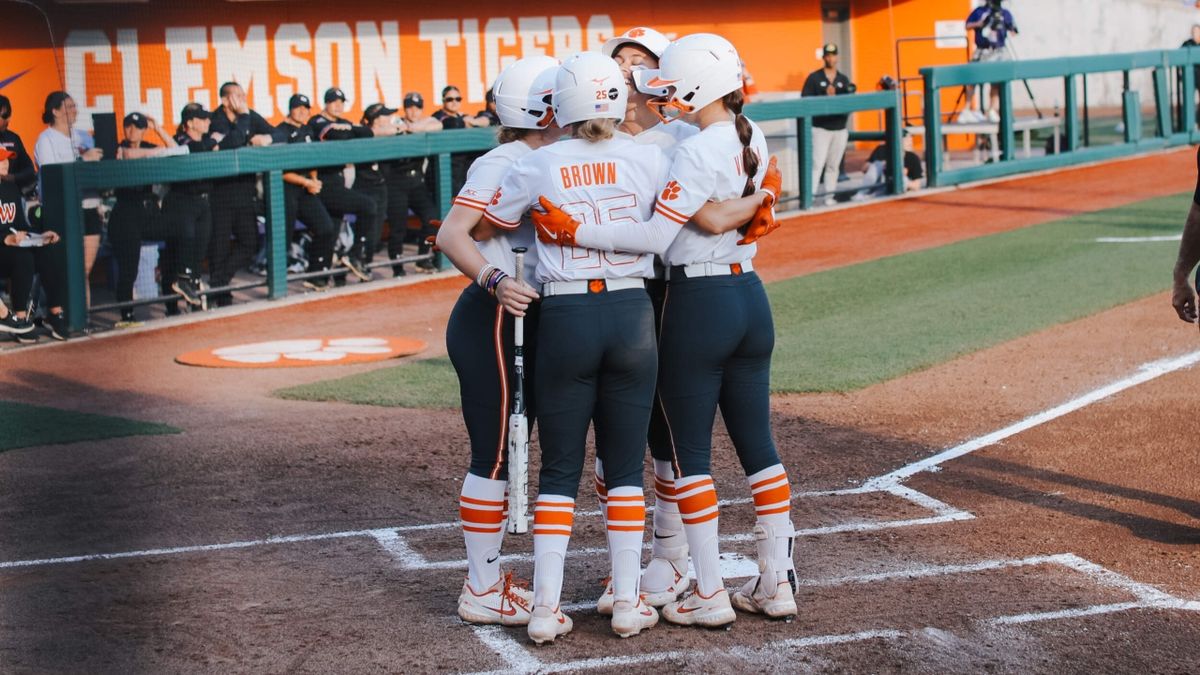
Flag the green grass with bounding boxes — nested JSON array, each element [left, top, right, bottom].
[[274, 193, 1188, 406], [275, 357, 461, 408], [0, 401, 181, 452], [768, 192, 1187, 391]]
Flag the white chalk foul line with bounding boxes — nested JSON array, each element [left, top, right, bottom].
[[461, 553, 1200, 675], [864, 350, 1200, 490], [1094, 235, 1181, 243]]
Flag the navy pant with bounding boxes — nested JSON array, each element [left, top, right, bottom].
[[535, 287, 657, 496], [447, 284, 540, 481], [657, 271, 780, 478], [283, 183, 336, 272]]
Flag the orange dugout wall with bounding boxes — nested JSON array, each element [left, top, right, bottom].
[[2, 0, 970, 144]]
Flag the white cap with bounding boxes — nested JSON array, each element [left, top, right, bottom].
[[602, 27, 671, 60], [492, 55, 560, 130], [553, 52, 628, 126]]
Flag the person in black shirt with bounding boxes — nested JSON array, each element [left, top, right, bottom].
[[856, 131, 924, 199], [475, 88, 500, 127], [108, 112, 189, 324], [802, 44, 855, 206], [205, 82, 274, 307], [1, 148, 68, 341], [274, 94, 338, 290], [164, 102, 218, 311], [0, 95, 35, 193], [431, 86, 486, 197], [386, 92, 441, 276], [352, 103, 400, 275], [308, 87, 379, 282]]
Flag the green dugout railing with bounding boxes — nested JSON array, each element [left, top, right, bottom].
[[42, 93, 905, 331], [921, 47, 1200, 187]]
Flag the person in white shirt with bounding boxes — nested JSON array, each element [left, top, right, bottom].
[[34, 91, 103, 305], [533, 33, 795, 629], [433, 55, 561, 630], [483, 51, 668, 644]]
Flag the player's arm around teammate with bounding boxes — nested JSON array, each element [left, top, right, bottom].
[[1171, 147, 1200, 331], [537, 34, 798, 628], [435, 56, 560, 629], [483, 52, 671, 644]]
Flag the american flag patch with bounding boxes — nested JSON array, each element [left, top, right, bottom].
[[594, 103, 609, 112]]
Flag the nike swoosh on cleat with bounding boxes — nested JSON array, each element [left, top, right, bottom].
[[485, 604, 517, 616]]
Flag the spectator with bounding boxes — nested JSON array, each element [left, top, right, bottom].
[[802, 44, 855, 206], [1, 148, 68, 341], [475, 89, 501, 127], [961, 0, 1018, 123], [34, 91, 103, 303], [108, 112, 184, 325], [272, 94, 338, 290], [855, 131, 924, 200], [352, 102, 400, 275], [0, 95, 36, 192], [307, 87, 379, 282], [164, 102, 218, 312], [432, 86, 484, 197], [207, 82, 274, 307], [385, 92, 441, 276]]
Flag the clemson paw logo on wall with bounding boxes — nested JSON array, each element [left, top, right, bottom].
[[660, 181, 682, 201]]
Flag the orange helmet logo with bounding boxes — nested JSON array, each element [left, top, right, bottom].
[[660, 181, 683, 201], [627, 28, 646, 38]]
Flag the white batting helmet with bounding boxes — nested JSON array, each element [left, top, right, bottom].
[[645, 33, 743, 120], [491, 55, 560, 130], [552, 52, 628, 126], [602, 27, 671, 60]]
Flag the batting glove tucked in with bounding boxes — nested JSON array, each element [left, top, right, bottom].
[[738, 194, 779, 246], [532, 196, 579, 247]]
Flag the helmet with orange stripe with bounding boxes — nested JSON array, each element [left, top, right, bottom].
[[492, 55, 560, 130], [643, 33, 743, 124]]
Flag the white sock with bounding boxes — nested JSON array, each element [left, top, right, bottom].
[[605, 486, 646, 604], [746, 464, 795, 581], [675, 474, 723, 596], [651, 460, 683, 545], [532, 494, 575, 609], [460, 473, 507, 591]]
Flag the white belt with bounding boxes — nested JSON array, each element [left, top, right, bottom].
[[665, 259, 754, 280], [542, 277, 646, 297]]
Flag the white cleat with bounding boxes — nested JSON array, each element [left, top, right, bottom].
[[527, 605, 573, 645], [731, 575, 798, 619], [457, 573, 534, 626], [596, 579, 615, 616], [662, 586, 736, 628], [611, 597, 659, 638], [640, 556, 688, 607]]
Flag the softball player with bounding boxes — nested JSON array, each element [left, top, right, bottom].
[[534, 33, 795, 628], [593, 26, 781, 615], [483, 51, 670, 643], [436, 55, 560, 627]]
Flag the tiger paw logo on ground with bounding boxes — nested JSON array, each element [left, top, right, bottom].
[[176, 337, 426, 368], [660, 181, 682, 201]]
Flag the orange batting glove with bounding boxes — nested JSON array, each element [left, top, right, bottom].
[[532, 195, 579, 247], [737, 194, 779, 246], [760, 155, 781, 207]]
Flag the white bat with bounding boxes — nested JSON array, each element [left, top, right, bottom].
[[507, 248, 530, 534]]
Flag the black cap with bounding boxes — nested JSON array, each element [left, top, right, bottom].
[[288, 94, 311, 110], [363, 103, 398, 121], [403, 92, 424, 109], [123, 112, 148, 129], [179, 103, 211, 123], [324, 87, 347, 104], [823, 43, 839, 55]]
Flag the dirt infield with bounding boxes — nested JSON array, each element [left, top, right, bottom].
[[1, 148, 1199, 672]]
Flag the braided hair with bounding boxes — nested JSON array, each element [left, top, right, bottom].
[[722, 90, 759, 198]]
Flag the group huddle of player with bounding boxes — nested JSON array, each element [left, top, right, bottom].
[[435, 28, 792, 644]]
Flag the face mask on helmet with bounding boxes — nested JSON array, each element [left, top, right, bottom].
[[646, 33, 743, 124]]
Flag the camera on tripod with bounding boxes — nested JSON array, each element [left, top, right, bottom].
[[986, 0, 1007, 32]]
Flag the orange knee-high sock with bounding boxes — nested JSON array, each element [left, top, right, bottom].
[[605, 486, 647, 604], [675, 474, 723, 596], [532, 495, 575, 609], [460, 473, 507, 591]]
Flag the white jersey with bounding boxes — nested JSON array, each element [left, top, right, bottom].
[[484, 136, 670, 284], [571, 118, 770, 267], [658, 119, 768, 267], [631, 120, 699, 161], [453, 141, 538, 284]]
